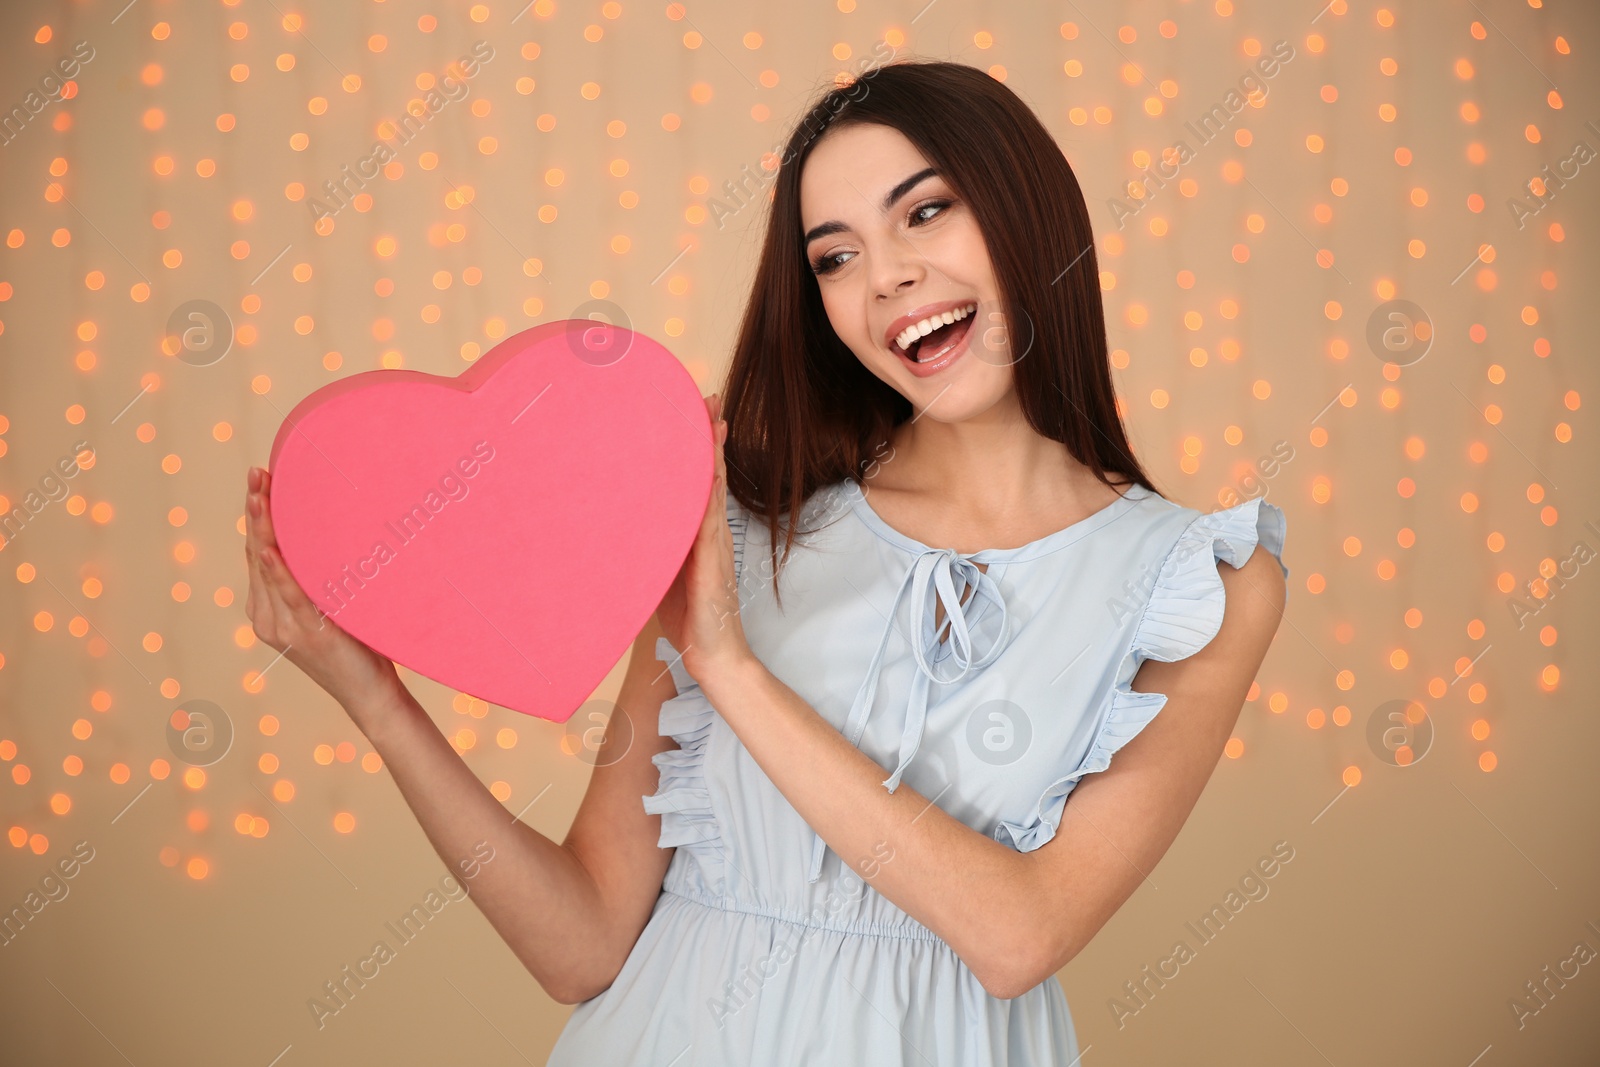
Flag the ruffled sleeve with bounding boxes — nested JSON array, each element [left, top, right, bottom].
[[639, 489, 748, 855], [993, 495, 1288, 853], [640, 636, 719, 850]]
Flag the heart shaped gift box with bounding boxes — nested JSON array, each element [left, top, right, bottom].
[[266, 319, 712, 722]]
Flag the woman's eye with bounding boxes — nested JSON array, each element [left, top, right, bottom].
[[810, 250, 853, 275], [911, 199, 950, 225]]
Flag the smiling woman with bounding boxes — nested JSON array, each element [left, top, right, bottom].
[[727, 66, 1148, 575], [541, 59, 1289, 1066], [235, 54, 1290, 1067]]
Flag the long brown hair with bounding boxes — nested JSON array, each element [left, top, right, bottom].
[[717, 59, 1159, 606]]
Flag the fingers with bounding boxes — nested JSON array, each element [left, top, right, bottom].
[[245, 468, 272, 573], [250, 467, 280, 551], [706, 393, 727, 487], [244, 468, 266, 613], [699, 425, 728, 543], [243, 466, 313, 641], [714, 421, 727, 484], [268, 550, 317, 619], [251, 470, 313, 609], [706, 414, 730, 555]]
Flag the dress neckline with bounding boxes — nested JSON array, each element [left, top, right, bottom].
[[839, 477, 1152, 564]]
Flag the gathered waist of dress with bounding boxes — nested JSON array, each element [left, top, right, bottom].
[[659, 882, 945, 944]]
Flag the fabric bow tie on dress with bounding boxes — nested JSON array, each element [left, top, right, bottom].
[[805, 546, 1011, 884]]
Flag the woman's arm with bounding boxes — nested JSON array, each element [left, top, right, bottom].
[[697, 546, 1287, 999], [344, 616, 679, 1005], [244, 465, 680, 1006], [659, 399, 1291, 997], [344, 679, 612, 1005]]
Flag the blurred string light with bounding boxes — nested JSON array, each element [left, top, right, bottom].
[[0, 1, 1585, 877]]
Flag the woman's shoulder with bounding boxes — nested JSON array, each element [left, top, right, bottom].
[[1144, 489, 1289, 578], [1114, 489, 1290, 659]]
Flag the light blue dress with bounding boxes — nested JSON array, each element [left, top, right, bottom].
[[547, 477, 1289, 1065]]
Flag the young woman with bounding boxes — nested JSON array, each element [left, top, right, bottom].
[[244, 60, 1288, 1065]]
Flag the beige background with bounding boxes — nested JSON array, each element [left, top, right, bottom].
[[2, 0, 1598, 1063]]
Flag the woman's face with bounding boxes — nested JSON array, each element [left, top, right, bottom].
[[799, 122, 1021, 423]]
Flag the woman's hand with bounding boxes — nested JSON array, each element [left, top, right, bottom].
[[655, 393, 754, 687], [243, 465, 404, 713]]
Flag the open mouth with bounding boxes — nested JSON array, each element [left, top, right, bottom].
[[895, 307, 976, 363]]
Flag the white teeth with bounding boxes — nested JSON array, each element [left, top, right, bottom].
[[894, 302, 976, 354]]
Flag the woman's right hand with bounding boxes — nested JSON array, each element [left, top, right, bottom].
[[243, 465, 403, 712]]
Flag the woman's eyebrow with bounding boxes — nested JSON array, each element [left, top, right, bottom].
[[802, 166, 939, 246]]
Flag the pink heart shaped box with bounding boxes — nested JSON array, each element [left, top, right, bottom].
[[266, 319, 712, 722]]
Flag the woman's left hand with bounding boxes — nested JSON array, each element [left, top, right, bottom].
[[655, 392, 754, 688]]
